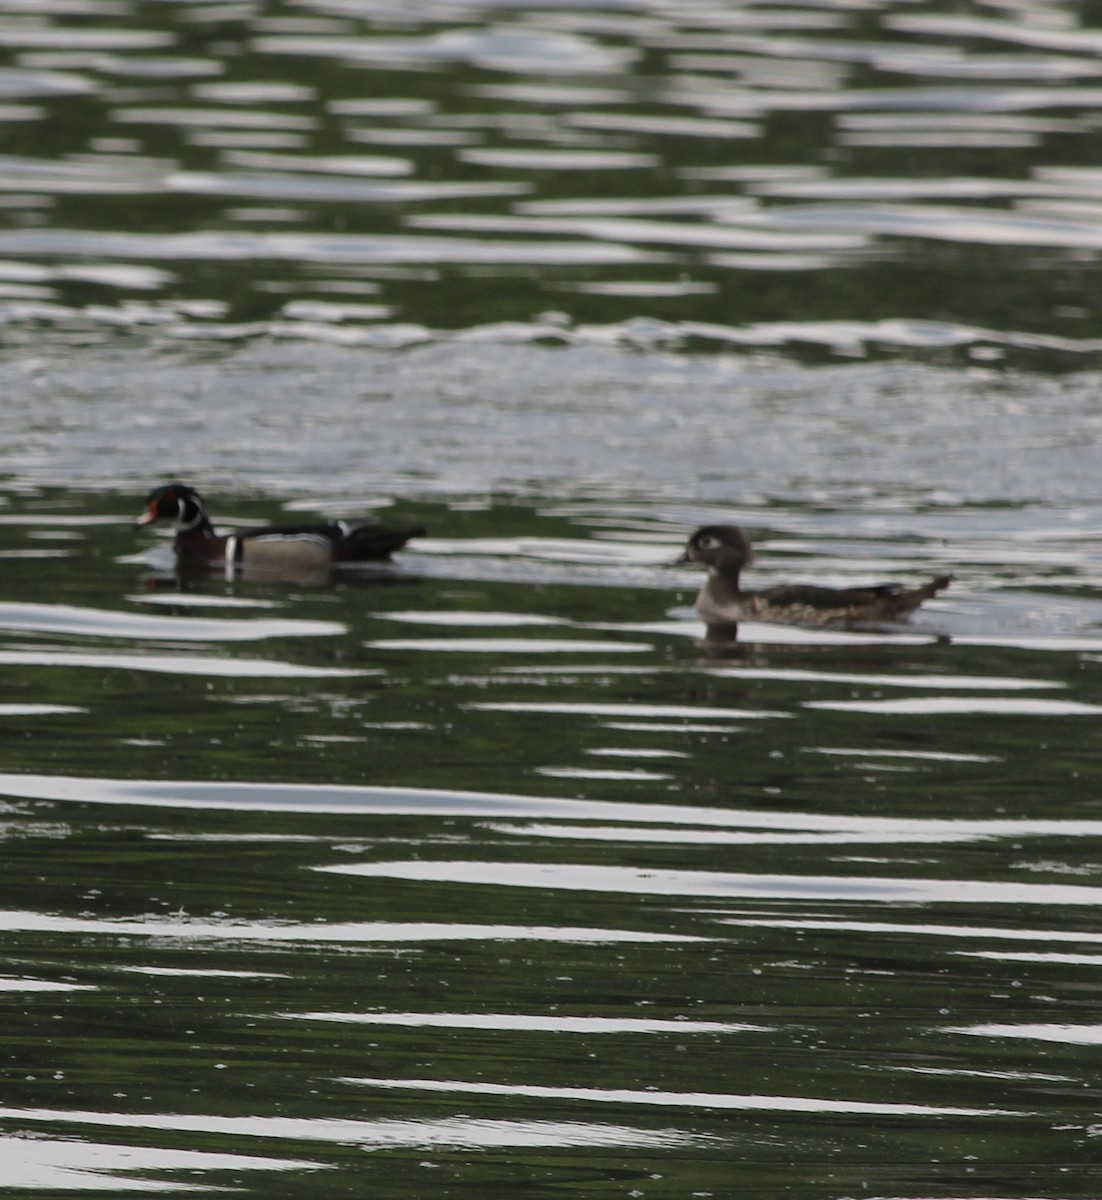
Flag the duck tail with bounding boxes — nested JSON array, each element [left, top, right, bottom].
[[895, 573, 952, 613], [337, 523, 426, 562], [924, 573, 954, 597]]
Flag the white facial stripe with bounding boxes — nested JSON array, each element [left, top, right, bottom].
[[175, 494, 205, 532]]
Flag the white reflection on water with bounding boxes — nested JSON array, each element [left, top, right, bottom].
[[0, 648, 370, 678], [114, 106, 316, 132], [0, 68, 93, 97], [805, 696, 1102, 715], [495, 666, 658, 677], [220, 149, 409, 176], [459, 148, 658, 170], [958, 633, 1102, 652], [415, 535, 661, 565], [665, 315, 1089, 354], [0, 704, 82, 716], [170, 169, 525, 204], [470, 701, 788, 719], [568, 112, 758, 139], [339, 1076, 1011, 1118], [0, 1108, 705, 1151], [0, 28, 172, 50], [0, 1134, 317, 1192], [588, 747, 689, 758], [254, 26, 637, 74], [0, 514, 126, 526], [884, 12, 1102, 54], [600, 619, 935, 646], [0, 228, 656, 267], [0, 976, 92, 991], [960, 950, 1102, 965], [127, 593, 279, 609], [0, 911, 701, 944], [535, 766, 672, 781], [723, 917, 1102, 945], [945, 1023, 1102, 1045], [3, 0, 1102, 366], [888, 1065, 1074, 1082], [0, 602, 344, 641], [368, 637, 652, 653], [380, 610, 567, 626], [483, 823, 985, 846], [411, 211, 863, 252], [810, 747, 998, 763], [120, 966, 290, 978], [285, 1011, 761, 1034], [323, 860, 1102, 907], [711, 666, 1060, 690], [774, 199, 1102, 251], [603, 721, 744, 733], [6, 774, 1102, 841]]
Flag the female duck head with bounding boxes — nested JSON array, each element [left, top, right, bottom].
[[677, 525, 754, 578]]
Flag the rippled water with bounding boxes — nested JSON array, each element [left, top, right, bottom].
[[1, 480, 1102, 1196], [3, 0, 1102, 1196], [0, 0, 1101, 360]]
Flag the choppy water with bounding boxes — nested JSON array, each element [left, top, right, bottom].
[[2, 0, 1102, 1197], [2, 473, 1102, 1197], [0, 0, 1101, 361]]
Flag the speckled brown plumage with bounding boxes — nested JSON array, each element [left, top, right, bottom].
[[676, 524, 951, 628]]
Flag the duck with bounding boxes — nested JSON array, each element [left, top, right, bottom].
[[136, 482, 424, 578], [676, 524, 951, 628]]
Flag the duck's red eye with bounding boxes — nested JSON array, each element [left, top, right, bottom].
[[697, 534, 719, 551]]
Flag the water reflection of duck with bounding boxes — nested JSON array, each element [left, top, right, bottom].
[[676, 525, 952, 628], [136, 482, 424, 578]]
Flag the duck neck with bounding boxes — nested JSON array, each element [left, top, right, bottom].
[[175, 496, 213, 535], [706, 553, 744, 603]]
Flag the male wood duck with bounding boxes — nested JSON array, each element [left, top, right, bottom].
[[136, 482, 424, 577], [676, 525, 952, 627]]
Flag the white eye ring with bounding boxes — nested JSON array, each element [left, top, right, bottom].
[[697, 534, 719, 551]]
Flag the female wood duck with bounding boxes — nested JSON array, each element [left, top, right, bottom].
[[676, 524, 952, 627], [136, 482, 424, 577]]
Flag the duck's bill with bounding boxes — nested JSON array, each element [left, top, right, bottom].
[[135, 505, 158, 527]]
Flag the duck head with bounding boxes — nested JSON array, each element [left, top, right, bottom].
[[676, 525, 754, 579], [136, 483, 211, 532]]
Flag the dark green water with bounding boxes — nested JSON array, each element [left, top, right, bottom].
[[1, 483, 1102, 1195], [1, 0, 1102, 364], [2, 0, 1102, 1193]]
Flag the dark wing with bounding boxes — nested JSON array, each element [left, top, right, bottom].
[[238, 519, 424, 560], [759, 583, 903, 610], [336, 522, 425, 561], [238, 520, 341, 541]]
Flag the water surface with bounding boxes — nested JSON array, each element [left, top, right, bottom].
[[2, 0, 1102, 1196], [0, 0, 1100, 363], [0, 484, 1101, 1197]]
